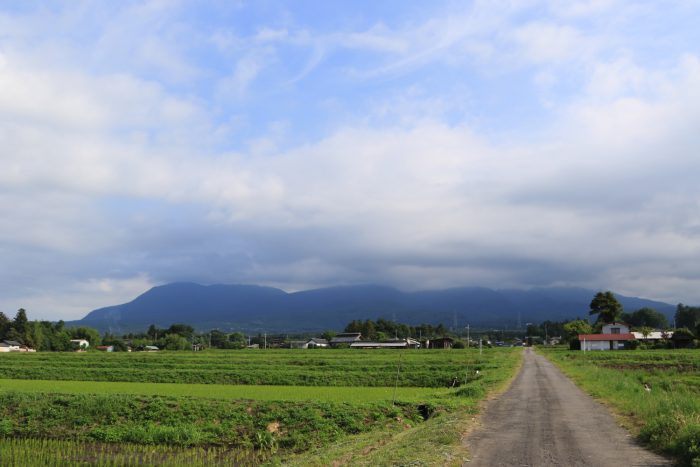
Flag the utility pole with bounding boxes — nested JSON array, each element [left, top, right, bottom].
[[466, 324, 470, 349], [264, 332, 267, 350]]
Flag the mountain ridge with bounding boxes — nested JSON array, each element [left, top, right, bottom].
[[68, 282, 678, 333]]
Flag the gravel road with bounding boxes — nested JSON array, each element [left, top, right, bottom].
[[463, 347, 671, 466]]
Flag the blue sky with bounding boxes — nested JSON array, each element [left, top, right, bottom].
[[2, 0, 700, 320]]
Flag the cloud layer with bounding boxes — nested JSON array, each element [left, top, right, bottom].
[[1, 1, 700, 319]]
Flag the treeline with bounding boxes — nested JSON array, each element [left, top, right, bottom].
[[120, 324, 249, 350], [526, 296, 700, 348], [675, 304, 700, 336], [343, 319, 449, 341], [0, 309, 101, 351]]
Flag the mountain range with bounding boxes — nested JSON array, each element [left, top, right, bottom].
[[68, 282, 677, 333]]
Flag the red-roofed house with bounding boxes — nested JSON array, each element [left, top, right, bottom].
[[579, 322, 634, 351]]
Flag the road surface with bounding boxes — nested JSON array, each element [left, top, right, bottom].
[[463, 348, 670, 466]]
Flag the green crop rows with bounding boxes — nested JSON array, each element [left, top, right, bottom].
[[0, 348, 521, 465], [0, 379, 448, 402], [0, 348, 505, 387]]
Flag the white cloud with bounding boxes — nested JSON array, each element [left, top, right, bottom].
[[2, 1, 700, 320], [3, 274, 156, 321], [512, 22, 592, 65]]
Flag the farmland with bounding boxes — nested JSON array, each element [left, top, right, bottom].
[[540, 348, 700, 465], [0, 348, 521, 465], [0, 349, 503, 387]]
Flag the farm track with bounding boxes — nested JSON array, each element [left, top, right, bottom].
[[463, 348, 671, 466]]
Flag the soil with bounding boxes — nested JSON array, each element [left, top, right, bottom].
[[463, 348, 671, 466]]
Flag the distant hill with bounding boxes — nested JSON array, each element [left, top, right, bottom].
[[67, 282, 677, 333]]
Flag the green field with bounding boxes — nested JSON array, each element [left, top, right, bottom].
[[0, 349, 495, 387], [540, 347, 700, 466], [0, 348, 522, 465], [0, 378, 447, 402]]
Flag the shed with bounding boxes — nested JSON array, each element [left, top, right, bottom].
[[330, 333, 362, 347], [426, 337, 454, 349]]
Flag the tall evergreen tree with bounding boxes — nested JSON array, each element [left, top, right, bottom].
[[589, 291, 623, 323]]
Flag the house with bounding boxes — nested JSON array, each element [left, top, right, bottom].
[[288, 340, 309, 349], [70, 339, 89, 350], [425, 337, 454, 349], [0, 341, 34, 353], [0, 340, 21, 352], [578, 322, 635, 351], [306, 338, 329, 348], [330, 333, 362, 347], [95, 345, 114, 352], [143, 345, 159, 352], [350, 338, 421, 349]]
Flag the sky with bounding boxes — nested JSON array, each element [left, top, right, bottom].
[[2, 0, 700, 321]]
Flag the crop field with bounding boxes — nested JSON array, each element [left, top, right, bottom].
[[540, 348, 700, 466], [0, 349, 494, 387], [0, 348, 521, 465], [0, 378, 448, 402]]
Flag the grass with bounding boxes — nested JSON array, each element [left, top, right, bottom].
[[539, 347, 700, 466], [0, 437, 262, 466]]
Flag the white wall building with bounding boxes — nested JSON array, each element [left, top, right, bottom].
[[579, 322, 634, 351]]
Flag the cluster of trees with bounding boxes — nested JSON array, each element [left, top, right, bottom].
[[118, 324, 250, 350], [0, 309, 101, 351], [675, 304, 700, 334], [343, 319, 449, 341], [527, 292, 700, 348]]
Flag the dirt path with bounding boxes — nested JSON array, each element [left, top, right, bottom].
[[463, 348, 670, 466]]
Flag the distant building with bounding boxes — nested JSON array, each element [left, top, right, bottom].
[[631, 331, 673, 341], [330, 333, 362, 347], [0, 340, 35, 352], [425, 337, 454, 349], [143, 345, 160, 352], [95, 345, 114, 352], [0, 340, 21, 352], [350, 338, 420, 349], [578, 322, 634, 351], [547, 336, 562, 345], [306, 338, 329, 348], [70, 339, 90, 350]]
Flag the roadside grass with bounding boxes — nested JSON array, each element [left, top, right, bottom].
[[540, 347, 700, 466]]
